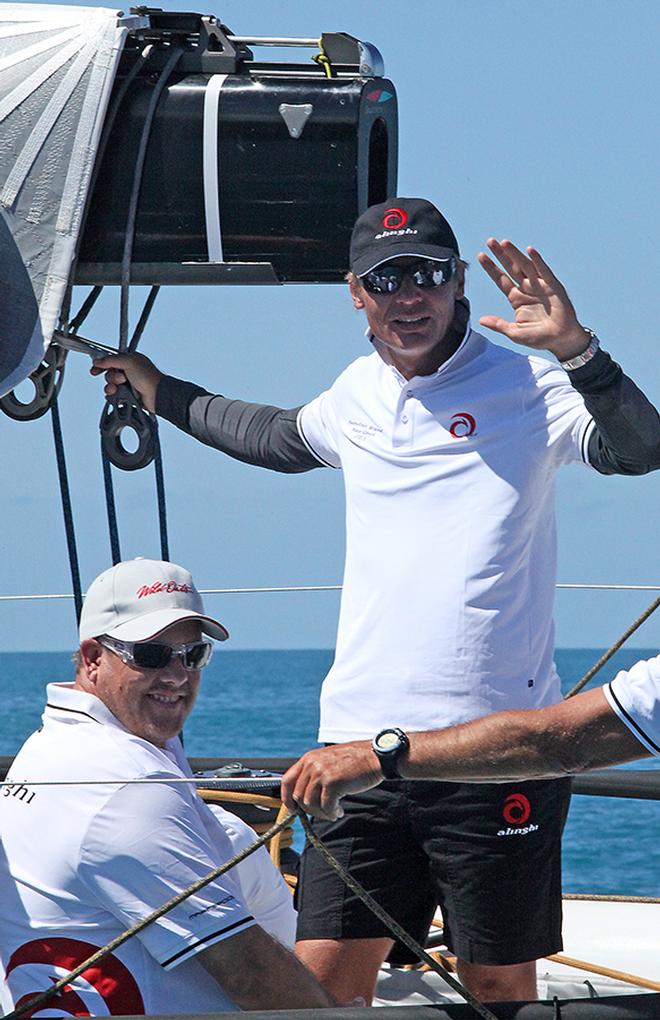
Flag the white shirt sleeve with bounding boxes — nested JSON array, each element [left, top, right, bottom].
[[603, 654, 660, 755], [78, 779, 257, 970], [205, 804, 296, 948], [528, 358, 595, 466], [297, 389, 343, 468]]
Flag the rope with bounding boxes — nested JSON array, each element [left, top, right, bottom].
[[152, 418, 170, 560], [119, 50, 182, 349], [67, 286, 103, 334], [298, 813, 499, 1020], [565, 594, 660, 698], [127, 285, 160, 353], [563, 892, 660, 904], [4, 810, 296, 1020], [50, 394, 83, 623], [101, 445, 121, 564], [312, 38, 333, 78], [545, 953, 660, 993]]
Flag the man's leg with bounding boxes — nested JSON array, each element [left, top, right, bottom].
[[295, 783, 436, 1005], [296, 937, 393, 1005], [456, 959, 537, 1002]]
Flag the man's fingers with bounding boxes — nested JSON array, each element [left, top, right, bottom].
[[478, 314, 516, 339], [478, 252, 516, 297], [487, 237, 537, 282], [526, 246, 563, 289]]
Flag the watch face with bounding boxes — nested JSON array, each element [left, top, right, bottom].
[[375, 730, 400, 752]]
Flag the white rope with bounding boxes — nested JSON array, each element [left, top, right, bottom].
[[0, 583, 659, 603]]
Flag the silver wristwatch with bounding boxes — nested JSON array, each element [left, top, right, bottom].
[[559, 330, 600, 371]]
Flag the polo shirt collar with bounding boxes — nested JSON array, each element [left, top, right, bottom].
[[369, 318, 479, 389], [44, 683, 185, 765], [45, 681, 131, 731]]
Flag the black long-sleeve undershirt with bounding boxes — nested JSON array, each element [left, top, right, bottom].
[[155, 348, 660, 476]]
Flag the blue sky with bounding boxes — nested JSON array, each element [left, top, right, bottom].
[[1, 0, 659, 652]]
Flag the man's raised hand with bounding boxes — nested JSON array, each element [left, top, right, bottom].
[[478, 239, 591, 362]]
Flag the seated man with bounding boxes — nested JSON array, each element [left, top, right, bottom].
[[0, 557, 333, 1016], [281, 654, 660, 820]]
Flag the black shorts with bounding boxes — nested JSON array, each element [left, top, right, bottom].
[[295, 777, 572, 966]]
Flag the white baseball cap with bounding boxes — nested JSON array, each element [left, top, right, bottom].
[[79, 558, 229, 643]]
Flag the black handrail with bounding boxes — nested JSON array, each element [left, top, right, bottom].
[[1, 756, 659, 800]]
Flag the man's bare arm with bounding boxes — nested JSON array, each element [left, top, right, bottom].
[[281, 688, 650, 821], [198, 924, 334, 1010]]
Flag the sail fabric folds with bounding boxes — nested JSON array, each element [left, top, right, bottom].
[[0, 3, 127, 396]]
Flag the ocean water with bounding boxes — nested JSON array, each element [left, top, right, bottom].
[[1, 647, 659, 897]]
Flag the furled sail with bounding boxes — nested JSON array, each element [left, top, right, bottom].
[[0, 3, 127, 396]]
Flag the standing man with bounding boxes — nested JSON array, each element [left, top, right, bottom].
[[93, 198, 660, 1004], [0, 558, 334, 1016]]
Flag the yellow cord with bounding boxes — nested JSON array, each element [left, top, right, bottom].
[[313, 38, 333, 78]]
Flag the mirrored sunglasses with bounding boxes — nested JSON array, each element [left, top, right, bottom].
[[361, 257, 457, 295], [98, 635, 213, 671]]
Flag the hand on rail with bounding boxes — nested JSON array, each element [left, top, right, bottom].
[[281, 741, 383, 821]]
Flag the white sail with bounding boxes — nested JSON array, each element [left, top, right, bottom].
[[0, 3, 127, 396]]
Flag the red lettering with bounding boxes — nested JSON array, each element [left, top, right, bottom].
[[136, 581, 193, 598]]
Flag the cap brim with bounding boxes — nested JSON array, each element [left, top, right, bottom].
[[353, 245, 458, 277], [105, 609, 229, 642]]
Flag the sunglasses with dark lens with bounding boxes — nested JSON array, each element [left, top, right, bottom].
[[98, 635, 213, 671], [361, 257, 457, 295]]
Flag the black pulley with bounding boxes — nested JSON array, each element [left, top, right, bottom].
[[100, 383, 156, 471], [0, 345, 66, 421], [76, 18, 398, 286]]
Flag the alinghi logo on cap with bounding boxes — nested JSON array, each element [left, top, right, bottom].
[[382, 207, 408, 229]]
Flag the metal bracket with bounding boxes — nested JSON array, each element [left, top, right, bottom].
[[278, 103, 313, 139], [100, 382, 155, 471], [0, 345, 66, 421]]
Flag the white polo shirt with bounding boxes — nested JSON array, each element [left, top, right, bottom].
[[604, 655, 660, 755], [298, 327, 595, 742], [0, 684, 295, 1016]]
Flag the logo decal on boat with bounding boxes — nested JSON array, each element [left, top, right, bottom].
[[449, 412, 476, 438], [366, 88, 394, 103]]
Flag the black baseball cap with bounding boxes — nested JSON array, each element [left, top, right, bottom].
[[350, 197, 460, 277]]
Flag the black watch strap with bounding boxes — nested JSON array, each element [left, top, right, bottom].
[[372, 727, 410, 779]]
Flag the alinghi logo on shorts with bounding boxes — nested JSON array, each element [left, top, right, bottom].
[[497, 792, 539, 837]]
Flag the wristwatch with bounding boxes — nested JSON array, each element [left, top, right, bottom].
[[372, 727, 410, 779], [559, 329, 600, 371]]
